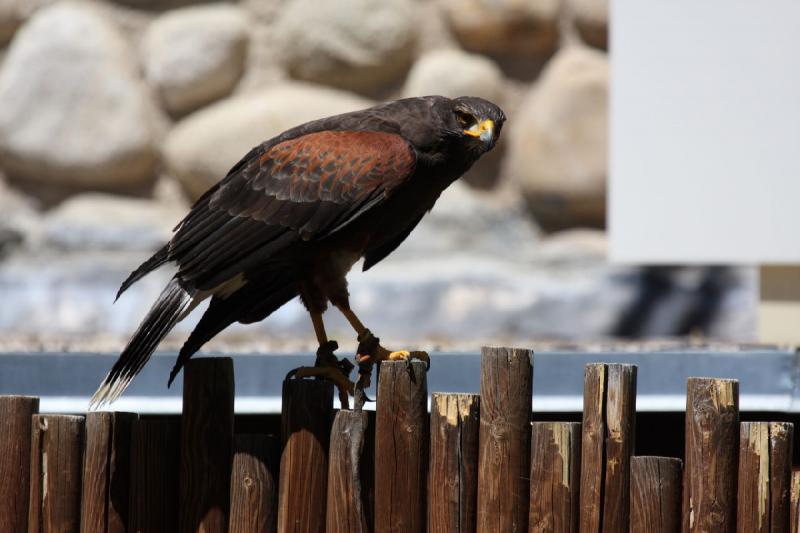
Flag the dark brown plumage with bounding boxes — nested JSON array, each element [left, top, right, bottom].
[[91, 95, 505, 407]]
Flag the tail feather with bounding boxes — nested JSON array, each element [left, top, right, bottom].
[[92, 278, 192, 408], [115, 244, 170, 302], [168, 278, 297, 386]]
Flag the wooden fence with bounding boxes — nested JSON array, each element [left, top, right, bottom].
[[1, 347, 799, 532]]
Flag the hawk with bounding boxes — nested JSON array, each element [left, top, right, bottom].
[[91, 95, 505, 408]]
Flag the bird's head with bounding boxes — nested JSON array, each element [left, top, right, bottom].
[[449, 96, 506, 153]]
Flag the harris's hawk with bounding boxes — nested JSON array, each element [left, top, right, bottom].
[[91, 95, 505, 408]]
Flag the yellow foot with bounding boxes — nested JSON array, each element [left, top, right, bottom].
[[352, 329, 430, 410], [383, 349, 430, 366], [355, 332, 430, 368], [286, 341, 355, 409]]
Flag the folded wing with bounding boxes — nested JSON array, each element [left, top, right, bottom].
[[169, 130, 417, 291]]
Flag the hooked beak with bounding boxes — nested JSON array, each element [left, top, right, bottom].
[[464, 118, 495, 146]]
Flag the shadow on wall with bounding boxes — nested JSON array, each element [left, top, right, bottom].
[[612, 266, 739, 339]]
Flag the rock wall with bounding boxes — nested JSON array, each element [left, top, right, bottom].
[[0, 0, 755, 348]]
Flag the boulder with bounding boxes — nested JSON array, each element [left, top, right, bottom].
[[397, 180, 540, 260], [0, 0, 23, 44], [440, 0, 559, 57], [537, 228, 608, 262], [0, 179, 40, 256], [42, 193, 185, 252], [274, 0, 416, 93], [506, 46, 609, 231], [142, 5, 249, 116], [0, 2, 162, 188], [568, 0, 608, 49], [403, 48, 504, 102], [0, 0, 53, 44], [164, 83, 373, 199]]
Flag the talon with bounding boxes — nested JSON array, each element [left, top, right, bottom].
[[354, 383, 371, 411], [387, 350, 430, 369], [354, 371, 374, 409], [387, 350, 411, 361], [360, 347, 429, 365], [352, 330, 431, 408], [357, 365, 373, 399], [405, 357, 416, 383], [416, 350, 431, 370], [353, 356, 372, 412]]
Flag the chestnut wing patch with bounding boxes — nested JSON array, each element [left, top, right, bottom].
[[169, 130, 416, 289]]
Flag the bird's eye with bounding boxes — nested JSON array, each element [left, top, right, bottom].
[[455, 110, 474, 127]]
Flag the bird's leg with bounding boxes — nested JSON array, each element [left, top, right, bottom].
[[335, 304, 429, 409], [337, 306, 430, 366], [286, 310, 354, 409]]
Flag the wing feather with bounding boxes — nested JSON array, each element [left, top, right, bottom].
[[168, 130, 416, 290]]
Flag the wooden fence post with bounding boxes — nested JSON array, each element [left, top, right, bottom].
[[128, 418, 180, 533], [529, 421, 581, 533], [477, 346, 533, 532], [769, 422, 794, 532], [579, 363, 637, 533], [428, 393, 480, 533], [0, 395, 39, 533], [375, 360, 429, 533], [80, 411, 138, 533], [737, 421, 793, 532], [278, 379, 333, 533], [179, 357, 235, 533], [682, 377, 739, 533], [791, 470, 800, 533], [28, 414, 85, 533], [326, 409, 373, 533], [580, 364, 605, 533], [630, 456, 682, 533], [230, 434, 280, 533]]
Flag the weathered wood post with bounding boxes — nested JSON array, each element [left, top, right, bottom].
[[128, 418, 181, 533], [768, 422, 794, 532], [630, 456, 682, 533], [80, 411, 138, 533], [428, 393, 480, 533], [0, 395, 39, 533], [529, 421, 581, 533], [278, 379, 333, 533], [477, 346, 533, 532], [579, 363, 637, 533], [682, 377, 739, 533], [737, 421, 793, 532], [326, 409, 373, 533], [375, 360, 429, 533], [791, 470, 800, 533], [28, 414, 85, 533], [179, 357, 235, 533], [230, 434, 280, 533]]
